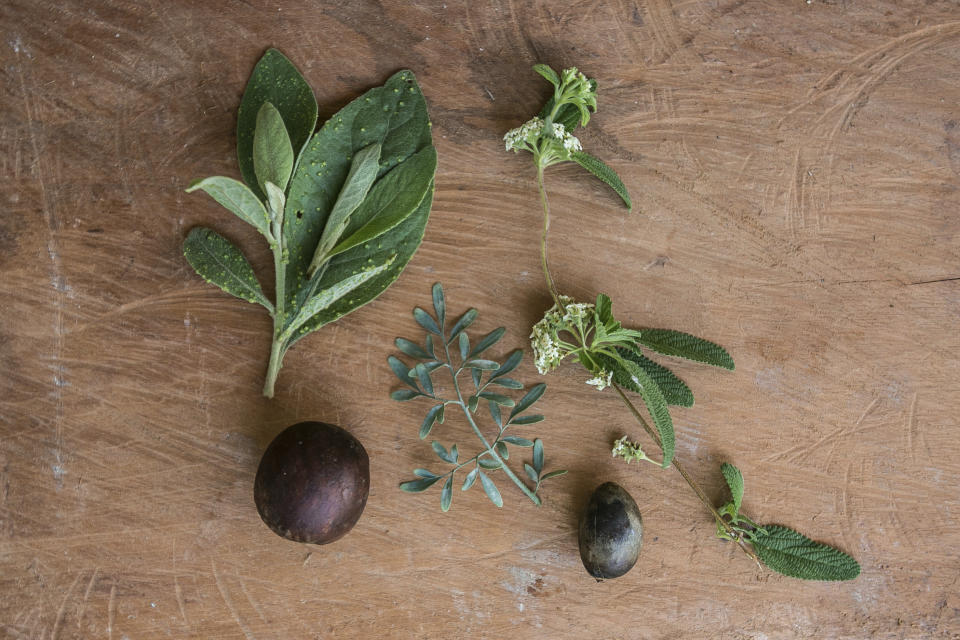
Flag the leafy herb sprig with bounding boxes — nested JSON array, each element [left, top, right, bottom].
[[505, 63, 860, 580], [184, 49, 436, 397], [390, 284, 566, 511]]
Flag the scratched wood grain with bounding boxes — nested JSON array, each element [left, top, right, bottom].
[[1, 0, 959, 638]]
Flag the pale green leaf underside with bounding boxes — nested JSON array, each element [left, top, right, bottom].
[[283, 256, 396, 339], [182, 227, 272, 312], [618, 358, 675, 467], [613, 348, 694, 407], [720, 462, 744, 512], [752, 526, 860, 581], [253, 102, 294, 194], [571, 151, 632, 211], [238, 48, 318, 202], [185, 177, 271, 239], [637, 329, 735, 370]]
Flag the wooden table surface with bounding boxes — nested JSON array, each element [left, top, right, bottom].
[[2, 1, 959, 638]]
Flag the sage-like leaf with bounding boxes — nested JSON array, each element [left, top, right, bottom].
[[183, 227, 273, 311], [264, 181, 286, 222], [721, 462, 744, 513], [185, 177, 272, 239], [237, 48, 318, 202], [637, 329, 735, 370], [479, 471, 503, 508], [253, 102, 294, 194], [751, 526, 861, 581], [571, 151, 632, 211], [308, 143, 382, 275]]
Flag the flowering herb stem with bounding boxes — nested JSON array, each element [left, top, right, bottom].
[[537, 164, 563, 309]]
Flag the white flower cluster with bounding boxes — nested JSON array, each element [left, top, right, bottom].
[[585, 369, 613, 391], [550, 122, 582, 153], [611, 436, 650, 464], [530, 296, 595, 375], [504, 117, 545, 152]]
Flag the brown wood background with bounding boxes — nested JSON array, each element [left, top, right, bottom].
[[2, 1, 959, 638]]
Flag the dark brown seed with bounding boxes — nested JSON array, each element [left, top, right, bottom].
[[254, 422, 369, 545], [578, 482, 643, 580]]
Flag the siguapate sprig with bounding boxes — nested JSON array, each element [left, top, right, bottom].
[[390, 284, 566, 511]]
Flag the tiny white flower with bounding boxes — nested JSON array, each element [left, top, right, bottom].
[[585, 369, 613, 391]]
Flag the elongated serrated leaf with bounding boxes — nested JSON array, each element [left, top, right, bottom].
[[478, 471, 503, 507], [283, 258, 395, 339], [618, 358, 675, 467], [414, 363, 434, 396], [479, 392, 515, 407], [420, 404, 444, 439], [605, 348, 694, 407], [309, 143, 382, 274], [413, 307, 441, 335], [721, 462, 744, 513], [185, 177, 272, 239], [390, 389, 420, 401], [253, 102, 294, 194], [413, 468, 439, 478], [469, 327, 505, 358], [464, 359, 499, 371], [571, 151, 632, 211], [461, 467, 478, 491], [183, 227, 273, 311], [238, 49, 318, 202], [509, 414, 544, 426], [532, 439, 544, 473], [396, 338, 432, 360], [283, 70, 434, 341], [751, 526, 861, 581], [400, 476, 440, 492], [447, 308, 478, 343], [440, 475, 453, 512], [509, 383, 546, 420], [502, 436, 534, 447], [533, 63, 560, 87], [490, 377, 523, 389], [388, 355, 419, 390], [637, 329, 735, 370], [491, 349, 522, 380]]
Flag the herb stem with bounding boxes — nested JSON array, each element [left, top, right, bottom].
[[537, 164, 563, 310], [612, 383, 762, 568], [444, 339, 541, 505], [264, 208, 287, 398]]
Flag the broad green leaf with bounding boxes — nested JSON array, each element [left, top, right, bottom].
[[572, 151, 631, 210], [431, 283, 445, 328], [479, 392, 515, 407], [420, 404, 444, 440], [618, 358, 675, 467], [637, 329, 735, 370], [502, 436, 534, 447], [469, 327, 506, 358], [532, 438, 544, 472], [283, 258, 395, 339], [413, 307, 441, 335], [595, 293, 614, 325], [440, 475, 453, 512], [253, 102, 294, 194], [185, 177, 272, 239], [461, 467, 478, 491], [478, 471, 503, 508], [395, 338, 432, 360], [283, 70, 434, 339], [721, 462, 744, 513], [509, 383, 546, 420], [400, 476, 440, 492], [447, 308, 478, 343], [309, 143, 382, 274], [264, 181, 285, 221], [238, 49, 318, 202], [183, 227, 272, 312], [388, 355, 418, 390], [751, 526, 861, 581], [533, 63, 560, 87], [316, 148, 436, 264], [491, 350, 522, 380], [605, 348, 694, 407]]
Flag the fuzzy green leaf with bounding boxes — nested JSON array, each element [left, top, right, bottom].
[[637, 329, 735, 370], [183, 227, 272, 311], [533, 63, 560, 87], [283, 70, 434, 343], [609, 348, 694, 407], [751, 526, 860, 581], [618, 358, 675, 467], [419, 404, 444, 440], [238, 49, 318, 202], [509, 383, 546, 420], [571, 151, 631, 210], [478, 471, 503, 508], [253, 102, 294, 194], [447, 308, 478, 343], [721, 462, 744, 513], [440, 475, 453, 512], [185, 177, 272, 239], [538, 78, 597, 131], [468, 327, 506, 358]]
